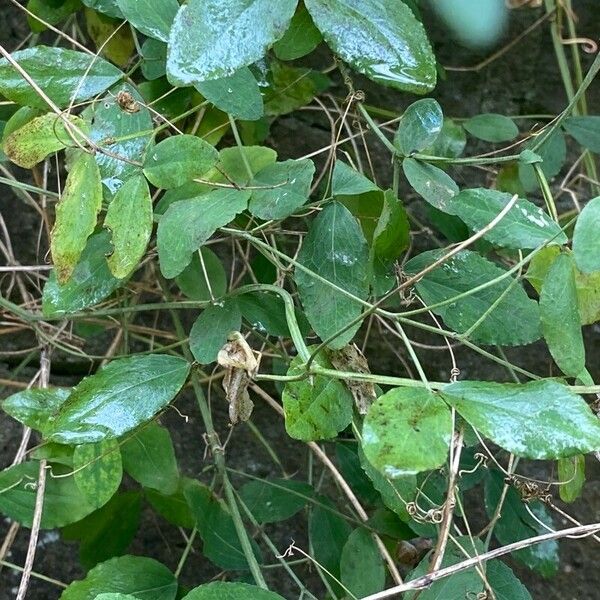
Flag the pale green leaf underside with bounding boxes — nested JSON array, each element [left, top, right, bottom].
[[362, 387, 452, 477]]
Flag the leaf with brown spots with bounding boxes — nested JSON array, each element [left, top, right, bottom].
[[50, 152, 103, 284], [3, 112, 88, 169]]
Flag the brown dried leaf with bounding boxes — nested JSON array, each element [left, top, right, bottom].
[[327, 344, 376, 414]]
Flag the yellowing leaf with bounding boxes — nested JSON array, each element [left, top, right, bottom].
[[85, 8, 135, 68], [51, 152, 103, 284], [3, 112, 88, 169], [104, 175, 153, 278]]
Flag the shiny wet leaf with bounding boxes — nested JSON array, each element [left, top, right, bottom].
[[167, 0, 297, 85], [443, 379, 600, 459], [0, 46, 122, 109], [46, 355, 190, 444], [295, 201, 370, 349], [305, 0, 436, 93]]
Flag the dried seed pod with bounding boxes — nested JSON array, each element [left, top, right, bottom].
[[217, 332, 258, 425]]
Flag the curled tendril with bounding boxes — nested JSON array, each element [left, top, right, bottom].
[[561, 37, 598, 54]]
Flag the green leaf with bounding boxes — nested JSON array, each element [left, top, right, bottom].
[[46, 355, 190, 444], [305, 0, 436, 93], [445, 188, 567, 249], [121, 422, 179, 495], [3, 112, 87, 168], [394, 99, 443, 155], [84, 8, 135, 68], [141, 39, 167, 80], [273, 6, 322, 60], [264, 62, 327, 117], [88, 84, 153, 195], [496, 162, 526, 196], [519, 129, 566, 192], [463, 113, 518, 143], [60, 555, 177, 600], [157, 189, 250, 278], [0, 46, 122, 109], [442, 379, 600, 459], [526, 245, 600, 326], [2, 107, 40, 144], [367, 507, 413, 540], [2, 387, 70, 434], [425, 117, 466, 158], [406, 537, 485, 599], [146, 477, 196, 529], [143, 134, 218, 189], [73, 439, 123, 509], [195, 68, 264, 121], [82, 0, 123, 19], [116, 0, 178, 42], [182, 582, 285, 600], [0, 461, 96, 529], [216, 145, 278, 186], [62, 491, 142, 569], [167, 0, 298, 85], [51, 152, 103, 284], [238, 478, 313, 523], [309, 500, 352, 589], [104, 175, 152, 279], [485, 470, 558, 576], [138, 78, 193, 122], [335, 443, 379, 504], [295, 202, 370, 349], [175, 248, 227, 301], [184, 480, 261, 570], [94, 595, 139, 600], [339, 190, 385, 243], [190, 300, 242, 364], [26, 0, 80, 33], [427, 205, 469, 243], [402, 157, 459, 211], [358, 446, 416, 521], [331, 160, 379, 196], [486, 560, 532, 600], [540, 253, 585, 378], [237, 291, 309, 337], [248, 158, 315, 219], [341, 528, 385, 598], [31, 443, 74, 466], [573, 196, 600, 273], [558, 454, 585, 503], [563, 115, 600, 153], [362, 387, 452, 477], [404, 249, 541, 345], [372, 189, 410, 263], [282, 351, 354, 441], [43, 231, 124, 317]]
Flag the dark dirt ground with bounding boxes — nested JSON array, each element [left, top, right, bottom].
[[1, 2, 600, 599]]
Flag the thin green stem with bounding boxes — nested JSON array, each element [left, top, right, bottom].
[[174, 528, 197, 578], [0, 560, 67, 588], [0, 176, 60, 198], [228, 115, 253, 181]]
